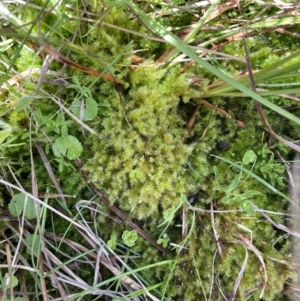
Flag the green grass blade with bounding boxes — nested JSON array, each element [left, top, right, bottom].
[[105, 0, 300, 125], [212, 155, 295, 205], [163, 0, 220, 62]]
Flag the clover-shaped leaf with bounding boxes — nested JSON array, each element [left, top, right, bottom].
[[122, 230, 138, 247], [53, 135, 82, 160], [8, 193, 37, 220], [157, 233, 169, 248]]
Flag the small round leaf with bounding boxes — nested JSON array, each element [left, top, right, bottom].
[[243, 150, 257, 165], [53, 135, 82, 160], [122, 230, 138, 247]]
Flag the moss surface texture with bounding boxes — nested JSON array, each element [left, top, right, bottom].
[[1, 1, 300, 300]]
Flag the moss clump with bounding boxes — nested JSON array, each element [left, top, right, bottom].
[[85, 64, 201, 219], [2, 2, 300, 300]]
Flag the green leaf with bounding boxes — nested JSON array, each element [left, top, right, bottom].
[[157, 234, 169, 248], [122, 230, 138, 247], [214, 175, 240, 193], [61, 124, 68, 138], [15, 95, 34, 111], [71, 75, 80, 87], [80, 87, 92, 97], [129, 169, 144, 180], [107, 232, 118, 250], [0, 119, 12, 143], [24, 196, 37, 220], [3, 273, 19, 288], [243, 150, 257, 165], [240, 190, 260, 199], [226, 175, 240, 193], [59, 161, 64, 173], [70, 97, 98, 121], [67, 84, 80, 89], [212, 185, 222, 192], [135, 170, 143, 179], [0, 129, 11, 144], [240, 201, 256, 215], [25, 234, 41, 255], [86, 97, 98, 119], [65, 136, 82, 160], [222, 190, 260, 205], [8, 197, 23, 216], [8, 193, 37, 219], [221, 194, 236, 204], [161, 207, 176, 224], [259, 143, 271, 159], [53, 135, 82, 160], [53, 136, 67, 157], [163, 208, 175, 222], [55, 157, 74, 173], [45, 144, 50, 154], [8, 193, 26, 217]]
